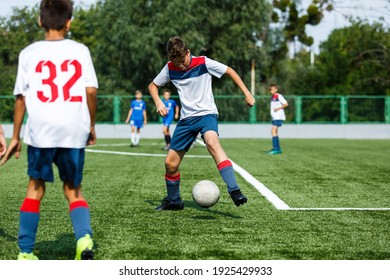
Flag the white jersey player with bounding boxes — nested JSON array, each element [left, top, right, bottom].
[[2, 0, 97, 261]]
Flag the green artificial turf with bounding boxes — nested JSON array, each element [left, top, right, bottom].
[[0, 139, 389, 260]]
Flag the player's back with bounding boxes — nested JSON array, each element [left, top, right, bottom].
[[15, 39, 98, 148]]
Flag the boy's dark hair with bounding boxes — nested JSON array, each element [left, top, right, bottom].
[[167, 36, 189, 63], [163, 88, 171, 94], [40, 0, 73, 31]]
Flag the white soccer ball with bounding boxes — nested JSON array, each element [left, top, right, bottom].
[[192, 180, 220, 208]]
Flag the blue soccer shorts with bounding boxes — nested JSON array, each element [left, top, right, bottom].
[[272, 120, 283, 127], [27, 146, 85, 187], [170, 114, 219, 151], [162, 117, 173, 128], [130, 119, 144, 129]]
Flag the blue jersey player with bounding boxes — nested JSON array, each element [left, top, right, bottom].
[[161, 88, 179, 150], [126, 90, 147, 147], [149, 36, 255, 210]]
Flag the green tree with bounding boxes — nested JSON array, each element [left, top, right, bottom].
[[271, 0, 333, 53]]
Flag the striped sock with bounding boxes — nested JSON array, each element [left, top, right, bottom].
[[165, 173, 181, 202], [69, 200, 92, 241], [218, 160, 240, 194], [19, 198, 41, 253]]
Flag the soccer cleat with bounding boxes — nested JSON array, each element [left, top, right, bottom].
[[155, 197, 184, 211], [230, 190, 248, 207], [75, 234, 94, 260], [267, 149, 282, 155], [164, 144, 170, 151], [18, 252, 39, 260]]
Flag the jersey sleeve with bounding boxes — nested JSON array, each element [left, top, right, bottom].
[[13, 50, 27, 96], [83, 46, 99, 88], [153, 64, 170, 87], [205, 57, 228, 78], [278, 94, 288, 105]]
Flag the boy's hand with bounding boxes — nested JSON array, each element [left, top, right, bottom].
[[245, 95, 256, 107], [156, 104, 168, 117], [87, 127, 96, 146], [1, 138, 21, 165]]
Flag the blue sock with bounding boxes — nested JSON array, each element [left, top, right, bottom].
[[272, 136, 278, 150], [69, 200, 92, 241], [218, 160, 240, 194], [19, 198, 40, 253], [275, 136, 281, 151], [165, 173, 181, 202]]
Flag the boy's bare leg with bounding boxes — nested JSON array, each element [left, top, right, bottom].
[[155, 149, 186, 210], [203, 131, 247, 206]]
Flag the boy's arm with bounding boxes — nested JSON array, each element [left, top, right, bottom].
[[174, 104, 180, 119], [86, 87, 97, 146], [0, 124, 6, 158], [274, 102, 288, 112], [125, 109, 133, 123], [225, 67, 255, 107], [1, 95, 26, 165], [143, 109, 147, 124], [148, 82, 167, 117]]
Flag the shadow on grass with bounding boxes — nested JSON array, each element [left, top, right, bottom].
[[145, 200, 242, 219], [0, 228, 17, 242], [35, 233, 99, 260]]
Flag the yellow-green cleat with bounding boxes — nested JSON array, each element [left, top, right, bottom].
[[75, 234, 94, 260], [18, 252, 39, 260]]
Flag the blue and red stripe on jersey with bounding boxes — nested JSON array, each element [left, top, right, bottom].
[[271, 94, 279, 102], [168, 56, 208, 80]]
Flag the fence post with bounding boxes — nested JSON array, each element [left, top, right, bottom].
[[386, 96, 390, 124], [249, 104, 257, 123], [113, 96, 121, 124], [340, 96, 348, 124], [295, 96, 302, 124]]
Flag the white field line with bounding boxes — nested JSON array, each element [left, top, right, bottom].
[[195, 139, 290, 210], [93, 143, 163, 147], [85, 148, 211, 158], [287, 208, 390, 211], [195, 140, 390, 211]]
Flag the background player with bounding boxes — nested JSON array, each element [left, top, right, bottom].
[[268, 84, 288, 154], [148, 36, 255, 210], [0, 124, 6, 158], [161, 88, 179, 150], [125, 90, 147, 147], [1, 0, 98, 260]]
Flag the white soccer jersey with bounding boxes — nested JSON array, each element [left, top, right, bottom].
[[153, 56, 228, 119], [14, 39, 98, 148], [270, 93, 287, 121]]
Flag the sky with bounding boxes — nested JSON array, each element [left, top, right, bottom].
[[0, 0, 388, 53]]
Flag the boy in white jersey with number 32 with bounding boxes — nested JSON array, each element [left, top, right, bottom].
[[2, 0, 98, 260], [149, 36, 255, 210]]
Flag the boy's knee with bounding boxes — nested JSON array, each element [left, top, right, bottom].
[[165, 159, 178, 174]]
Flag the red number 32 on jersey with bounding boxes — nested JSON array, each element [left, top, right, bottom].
[[36, 59, 82, 103]]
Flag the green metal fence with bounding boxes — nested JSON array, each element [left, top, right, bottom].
[[1, 95, 389, 124]]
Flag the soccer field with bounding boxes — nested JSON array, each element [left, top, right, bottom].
[[0, 139, 389, 260]]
